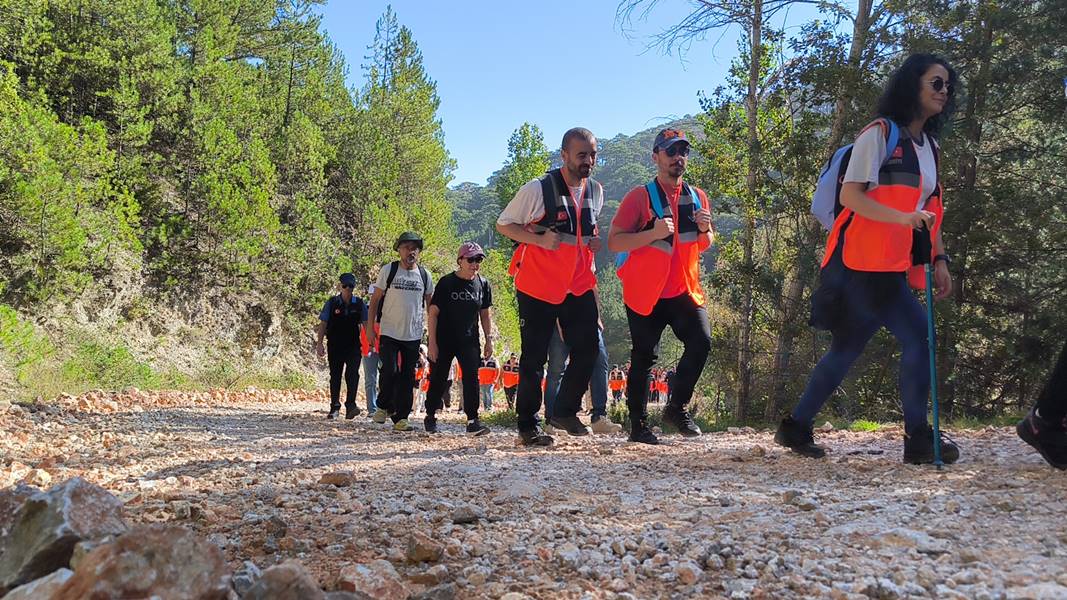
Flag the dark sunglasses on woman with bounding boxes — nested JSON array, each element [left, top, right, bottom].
[[929, 77, 954, 96], [465, 256, 484, 263]]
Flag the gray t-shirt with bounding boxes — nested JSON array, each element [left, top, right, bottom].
[[844, 125, 938, 209], [375, 263, 434, 342]]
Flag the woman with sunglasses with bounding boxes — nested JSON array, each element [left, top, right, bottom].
[[424, 241, 494, 435], [775, 53, 961, 464]]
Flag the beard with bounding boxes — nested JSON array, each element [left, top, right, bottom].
[[668, 163, 685, 177]]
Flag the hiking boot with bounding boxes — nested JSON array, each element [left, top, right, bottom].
[[466, 419, 490, 436], [518, 426, 554, 447], [326, 409, 339, 420], [774, 416, 826, 458], [629, 421, 660, 445], [590, 415, 623, 434], [549, 416, 591, 436], [424, 416, 438, 433], [345, 405, 360, 420], [372, 408, 389, 424], [1017, 410, 1067, 470], [662, 405, 701, 437], [393, 419, 414, 432], [903, 424, 960, 465]]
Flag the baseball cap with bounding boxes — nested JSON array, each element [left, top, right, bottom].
[[458, 241, 485, 259], [339, 273, 357, 286], [653, 128, 689, 152]]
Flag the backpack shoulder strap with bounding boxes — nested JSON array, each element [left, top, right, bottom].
[[882, 119, 899, 164], [384, 261, 400, 290], [645, 181, 666, 219], [418, 265, 429, 294], [539, 170, 561, 228], [683, 183, 702, 211]]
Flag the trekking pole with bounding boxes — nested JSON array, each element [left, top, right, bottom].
[[916, 223, 943, 469]]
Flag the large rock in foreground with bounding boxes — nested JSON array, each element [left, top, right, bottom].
[[54, 524, 230, 600], [243, 559, 324, 600], [0, 478, 128, 592]]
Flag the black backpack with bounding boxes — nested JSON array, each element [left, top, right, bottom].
[[376, 261, 430, 322]]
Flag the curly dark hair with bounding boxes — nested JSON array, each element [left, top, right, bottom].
[[876, 53, 959, 138]]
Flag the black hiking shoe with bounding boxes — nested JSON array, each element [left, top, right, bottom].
[[424, 416, 438, 434], [629, 421, 660, 445], [345, 405, 360, 420], [774, 416, 826, 458], [326, 409, 339, 420], [466, 419, 490, 436], [1017, 410, 1067, 470], [662, 405, 701, 437], [549, 416, 591, 436], [903, 424, 960, 465], [518, 426, 554, 447]]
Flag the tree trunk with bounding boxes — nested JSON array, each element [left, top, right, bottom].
[[764, 0, 874, 421], [736, 0, 763, 423]]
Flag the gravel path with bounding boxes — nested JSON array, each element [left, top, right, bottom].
[[4, 392, 1067, 599]]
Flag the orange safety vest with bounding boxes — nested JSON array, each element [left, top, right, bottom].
[[509, 169, 599, 304], [656, 380, 668, 393], [616, 181, 709, 316], [501, 365, 519, 388], [478, 367, 497, 385], [360, 323, 381, 357], [608, 372, 625, 391], [420, 377, 430, 392], [821, 121, 943, 290]]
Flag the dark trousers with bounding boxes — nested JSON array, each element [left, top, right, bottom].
[[378, 336, 421, 422], [515, 290, 599, 430], [426, 339, 482, 421], [504, 385, 516, 409], [328, 345, 360, 412], [792, 272, 929, 431], [625, 294, 712, 423], [1036, 340, 1067, 423]]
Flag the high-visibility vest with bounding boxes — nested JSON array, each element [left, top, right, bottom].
[[501, 365, 519, 388], [616, 181, 709, 316], [360, 323, 380, 356], [821, 122, 943, 289], [508, 169, 600, 304], [478, 367, 497, 385], [608, 372, 625, 391]]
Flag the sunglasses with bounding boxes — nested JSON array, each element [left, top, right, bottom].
[[341, 284, 353, 289], [928, 77, 954, 96], [660, 145, 691, 158], [464, 256, 484, 263]]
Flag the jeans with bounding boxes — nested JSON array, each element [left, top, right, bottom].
[[545, 327, 610, 420], [515, 290, 599, 431], [426, 340, 481, 420], [480, 384, 494, 411], [1035, 340, 1067, 423], [362, 352, 379, 413], [328, 345, 360, 413], [625, 294, 712, 423], [377, 336, 421, 423], [791, 271, 929, 431]]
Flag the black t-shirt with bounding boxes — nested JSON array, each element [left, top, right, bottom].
[[430, 273, 492, 343]]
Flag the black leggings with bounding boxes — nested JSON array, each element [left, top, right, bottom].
[[426, 340, 482, 420]]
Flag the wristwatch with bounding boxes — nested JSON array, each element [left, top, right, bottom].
[[934, 254, 951, 265]]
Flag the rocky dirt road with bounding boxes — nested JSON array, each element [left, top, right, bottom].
[[3, 391, 1067, 599]]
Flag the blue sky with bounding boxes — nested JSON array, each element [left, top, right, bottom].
[[320, 1, 827, 185]]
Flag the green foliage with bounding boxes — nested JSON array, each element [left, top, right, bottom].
[[0, 304, 54, 379], [495, 123, 550, 213], [480, 408, 518, 428], [849, 419, 882, 432], [60, 341, 161, 391]]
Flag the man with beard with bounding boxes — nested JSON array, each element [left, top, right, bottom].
[[496, 127, 604, 446], [367, 232, 434, 432], [608, 129, 714, 445]]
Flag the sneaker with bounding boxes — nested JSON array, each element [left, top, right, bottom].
[[466, 419, 490, 436], [393, 419, 414, 432], [590, 416, 623, 434], [372, 408, 389, 424], [518, 426, 554, 447], [424, 416, 438, 433], [662, 405, 701, 437], [345, 406, 360, 420], [1017, 410, 1067, 470], [326, 409, 339, 420], [629, 421, 660, 445], [549, 416, 591, 436], [774, 416, 826, 458], [903, 424, 960, 465]]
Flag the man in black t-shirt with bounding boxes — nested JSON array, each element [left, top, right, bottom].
[[425, 242, 494, 435], [315, 272, 366, 420]]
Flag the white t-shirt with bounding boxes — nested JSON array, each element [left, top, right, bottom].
[[844, 125, 938, 209], [497, 177, 605, 229], [375, 263, 434, 342]]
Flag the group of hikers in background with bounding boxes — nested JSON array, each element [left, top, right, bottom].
[[316, 53, 1066, 470]]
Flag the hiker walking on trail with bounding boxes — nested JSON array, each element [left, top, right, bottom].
[[608, 365, 626, 406], [315, 273, 367, 420], [775, 54, 960, 464], [501, 353, 520, 410], [609, 128, 714, 445], [360, 284, 381, 415], [424, 241, 494, 435], [478, 356, 500, 412], [367, 232, 434, 432], [544, 320, 622, 434], [496, 127, 604, 447], [1017, 340, 1067, 469]]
